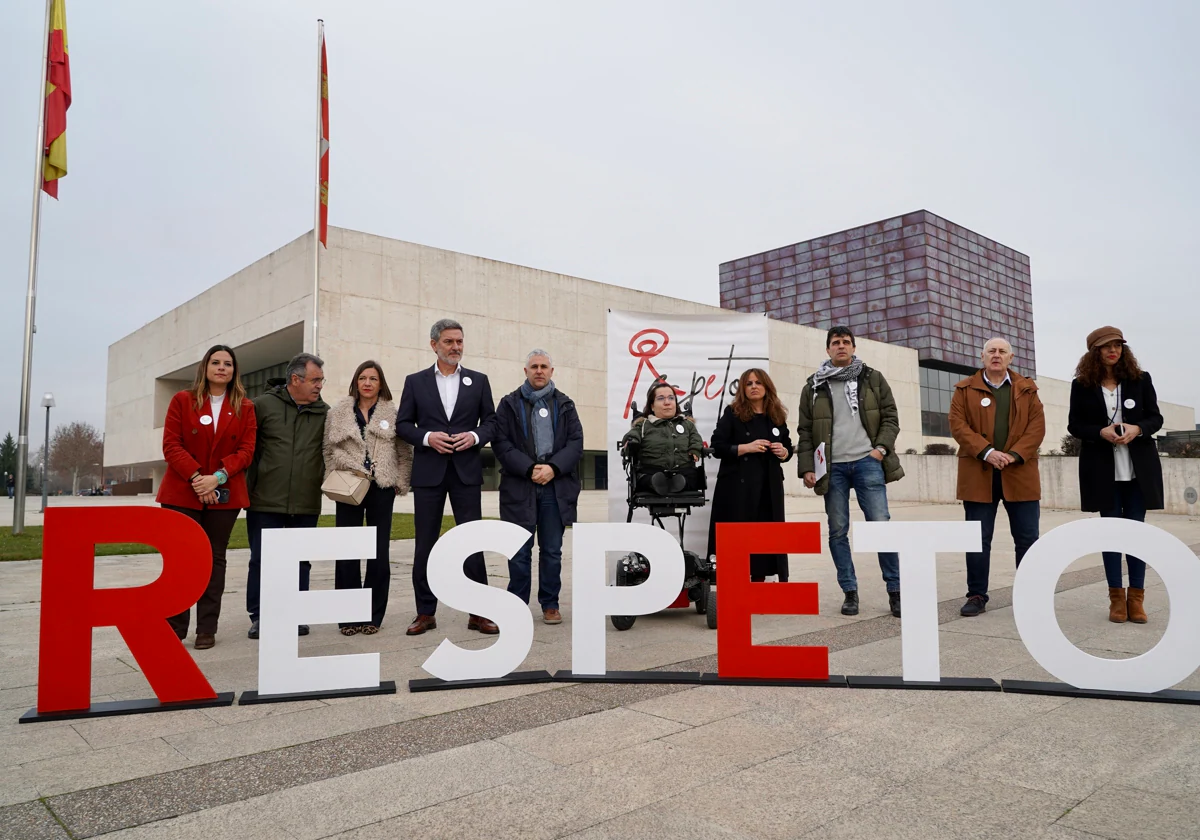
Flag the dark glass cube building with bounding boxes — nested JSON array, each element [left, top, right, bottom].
[[719, 210, 1033, 438]]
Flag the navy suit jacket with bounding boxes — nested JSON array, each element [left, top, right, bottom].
[[395, 365, 496, 487]]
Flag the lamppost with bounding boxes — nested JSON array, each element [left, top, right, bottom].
[[40, 392, 54, 514]]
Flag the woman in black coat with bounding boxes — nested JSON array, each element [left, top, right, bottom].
[[1067, 326, 1164, 625], [707, 369, 794, 581]]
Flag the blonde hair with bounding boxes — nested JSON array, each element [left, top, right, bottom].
[[191, 345, 246, 416]]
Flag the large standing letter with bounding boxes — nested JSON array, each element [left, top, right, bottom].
[[258, 527, 379, 695], [572, 523, 685, 675], [1013, 519, 1200, 693], [423, 520, 535, 681], [716, 522, 827, 680], [38, 507, 217, 713], [853, 521, 982, 681]]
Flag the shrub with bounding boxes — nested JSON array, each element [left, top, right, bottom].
[[1059, 434, 1082, 457], [923, 443, 957, 456]]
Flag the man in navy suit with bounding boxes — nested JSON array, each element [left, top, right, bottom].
[[396, 318, 498, 635]]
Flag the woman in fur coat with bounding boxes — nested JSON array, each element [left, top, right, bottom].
[[323, 360, 413, 634]]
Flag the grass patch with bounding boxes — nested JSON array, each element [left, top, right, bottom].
[[0, 514, 459, 562]]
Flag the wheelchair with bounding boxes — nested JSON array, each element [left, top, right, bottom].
[[611, 402, 718, 631]]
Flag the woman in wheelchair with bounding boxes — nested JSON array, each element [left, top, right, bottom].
[[621, 380, 704, 495]]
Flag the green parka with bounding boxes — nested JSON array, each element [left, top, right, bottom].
[[246, 385, 329, 515], [621, 415, 703, 471], [794, 366, 904, 496]]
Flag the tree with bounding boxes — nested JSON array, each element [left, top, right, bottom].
[[49, 422, 103, 496], [1059, 434, 1082, 456], [0, 432, 16, 488]]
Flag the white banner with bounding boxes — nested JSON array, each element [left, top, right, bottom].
[[606, 310, 770, 558]]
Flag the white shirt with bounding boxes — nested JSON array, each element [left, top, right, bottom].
[[210, 392, 226, 433], [1102, 385, 1135, 482], [422, 363, 479, 448]]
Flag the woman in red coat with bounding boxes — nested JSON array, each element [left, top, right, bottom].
[[156, 345, 256, 649]]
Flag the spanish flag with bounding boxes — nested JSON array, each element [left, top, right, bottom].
[[43, 0, 71, 199], [317, 25, 329, 247]]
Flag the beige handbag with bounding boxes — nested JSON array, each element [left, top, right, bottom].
[[321, 469, 370, 505]]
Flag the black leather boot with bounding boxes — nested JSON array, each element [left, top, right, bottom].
[[889, 590, 901, 618], [841, 590, 859, 616]]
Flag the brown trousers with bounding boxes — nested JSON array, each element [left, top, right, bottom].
[[161, 505, 240, 637]]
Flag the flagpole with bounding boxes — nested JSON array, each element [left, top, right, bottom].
[[311, 18, 324, 356], [13, 0, 55, 535]]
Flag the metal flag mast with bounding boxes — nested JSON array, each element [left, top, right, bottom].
[[311, 18, 326, 355], [13, 0, 55, 535]]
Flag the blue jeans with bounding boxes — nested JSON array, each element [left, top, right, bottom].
[[963, 470, 1040, 601], [246, 510, 316, 622], [1101, 480, 1147, 589], [507, 485, 565, 610], [825, 455, 899, 593]]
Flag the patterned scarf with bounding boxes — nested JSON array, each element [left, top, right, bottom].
[[520, 379, 556, 459], [812, 356, 865, 414]]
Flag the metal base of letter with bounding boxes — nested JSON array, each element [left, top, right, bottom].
[[700, 673, 848, 688], [408, 670, 554, 693], [847, 675, 1000, 692], [1001, 679, 1200, 706], [239, 681, 397, 705], [20, 692, 235, 724], [554, 670, 703, 684]]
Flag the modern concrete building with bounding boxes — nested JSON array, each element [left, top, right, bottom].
[[105, 225, 1195, 495]]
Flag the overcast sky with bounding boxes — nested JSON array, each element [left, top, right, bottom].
[[2, 0, 1197, 450]]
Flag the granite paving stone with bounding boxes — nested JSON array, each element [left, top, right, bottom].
[[0, 801, 71, 840], [497, 707, 689, 765], [1058, 784, 1200, 840]]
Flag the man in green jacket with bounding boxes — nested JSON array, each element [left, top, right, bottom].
[[795, 327, 905, 618], [245, 352, 329, 639]]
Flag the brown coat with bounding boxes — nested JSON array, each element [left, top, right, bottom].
[[949, 370, 1045, 503]]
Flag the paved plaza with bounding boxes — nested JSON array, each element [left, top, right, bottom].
[[2, 492, 1200, 839]]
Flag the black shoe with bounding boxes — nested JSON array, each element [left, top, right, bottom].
[[841, 591, 859, 616], [650, 472, 670, 494], [248, 620, 259, 639], [668, 473, 687, 493], [960, 595, 987, 617], [298, 625, 310, 636]]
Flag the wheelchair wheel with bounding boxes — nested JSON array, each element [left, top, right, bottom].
[[611, 614, 636, 631], [705, 584, 717, 630], [694, 582, 707, 614]]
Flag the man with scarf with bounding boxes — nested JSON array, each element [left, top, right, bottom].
[[492, 349, 584, 625], [795, 326, 905, 618]]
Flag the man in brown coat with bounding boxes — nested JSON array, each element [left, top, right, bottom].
[[949, 337, 1046, 616]]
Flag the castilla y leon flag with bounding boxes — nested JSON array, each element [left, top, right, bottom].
[[43, 0, 71, 199], [318, 26, 329, 247]]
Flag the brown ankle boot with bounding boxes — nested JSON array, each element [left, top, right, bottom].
[[1127, 588, 1147, 624], [1108, 587, 1127, 623]]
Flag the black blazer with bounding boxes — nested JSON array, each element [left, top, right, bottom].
[[395, 365, 496, 487], [1067, 372, 1164, 512]]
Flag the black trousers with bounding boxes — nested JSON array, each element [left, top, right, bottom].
[[412, 467, 487, 616], [161, 505, 240, 637], [334, 481, 395, 628]]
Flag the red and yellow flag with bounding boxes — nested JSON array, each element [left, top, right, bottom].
[[318, 27, 329, 247], [43, 0, 71, 199]]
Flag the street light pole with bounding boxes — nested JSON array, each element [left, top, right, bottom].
[[40, 393, 54, 514]]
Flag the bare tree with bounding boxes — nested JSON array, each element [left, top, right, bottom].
[[1059, 434, 1082, 457], [49, 422, 103, 496]]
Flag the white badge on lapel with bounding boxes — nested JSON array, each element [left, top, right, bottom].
[[462, 376, 473, 387], [771, 427, 780, 437], [981, 397, 992, 408], [539, 408, 549, 418], [200, 415, 213, 426], [1124, 398, 1136, 410], [379, 420, 390, 430], [675, 424, 685, 434]]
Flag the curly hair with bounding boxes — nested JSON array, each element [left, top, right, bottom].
[[1074, 342, 1143, 388], [731, 368, 787, 425]]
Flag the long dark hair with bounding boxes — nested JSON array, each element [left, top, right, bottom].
[[731, 368, 787, 425], [1074, 343, 1143, 388], [349, 360, 393, 401], [640, 379, 681, 419], [190, 345, 246, 416]]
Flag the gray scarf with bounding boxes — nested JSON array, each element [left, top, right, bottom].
[[812, 356, 865, 414], [520, 379, 556, 459]]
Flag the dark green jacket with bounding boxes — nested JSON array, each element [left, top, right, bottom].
[[247, 385, 329, 514], [795, 366, 904, 496], [621, 415, 703, 471]]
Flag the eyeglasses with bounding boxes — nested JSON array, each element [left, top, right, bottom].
[[654, 395, 675, 403]]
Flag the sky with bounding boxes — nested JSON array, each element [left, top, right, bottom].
[[1, 0, 1198, 452]]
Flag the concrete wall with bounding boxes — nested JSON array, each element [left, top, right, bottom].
[[888, 453, 1200, 515]]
